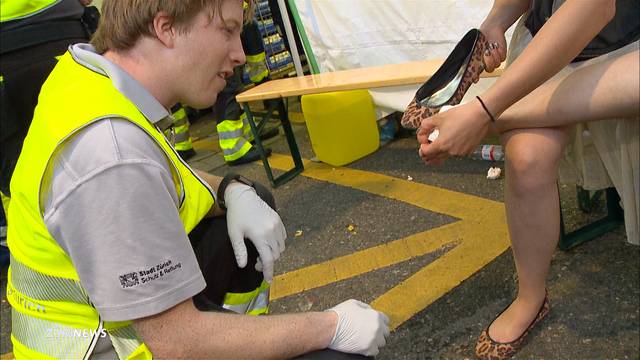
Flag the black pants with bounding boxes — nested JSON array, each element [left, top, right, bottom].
[[189, 181, 370, 359]]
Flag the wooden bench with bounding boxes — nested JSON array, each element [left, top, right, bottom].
[[236, 59, 502, 187]]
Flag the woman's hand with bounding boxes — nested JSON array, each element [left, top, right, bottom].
[[416, 100, 493, 164], [479, 22, 508, 73]]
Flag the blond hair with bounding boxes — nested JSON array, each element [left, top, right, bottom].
[[92, 0, 253, 54]]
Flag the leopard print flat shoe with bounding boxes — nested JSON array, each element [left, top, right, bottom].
[[401, 28, 488, 129], [475, 293, 550, 360]]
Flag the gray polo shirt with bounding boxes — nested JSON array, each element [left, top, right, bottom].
[[42, 45, 208, 331]]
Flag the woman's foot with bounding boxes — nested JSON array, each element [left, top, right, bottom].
[[488, 292, 546, 342], [475, 291, 550, 360]]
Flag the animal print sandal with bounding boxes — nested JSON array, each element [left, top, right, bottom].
[[475, 292, 550, 360]]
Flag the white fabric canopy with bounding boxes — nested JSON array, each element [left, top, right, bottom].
[[291, 0, 513, 114], [292, 0, 510, 71]]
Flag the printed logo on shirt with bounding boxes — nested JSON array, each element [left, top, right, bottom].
[[119, 272, 139, 289], [118, 259, 182, 289]]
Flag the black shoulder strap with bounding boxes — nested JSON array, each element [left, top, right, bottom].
[[0, 20, 87, 54]]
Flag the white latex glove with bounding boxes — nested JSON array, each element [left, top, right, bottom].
[[225, 182, 286, 282], [327, 299, 390, 356]]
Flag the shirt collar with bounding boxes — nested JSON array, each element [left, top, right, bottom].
[[68, 43, 171, 127]]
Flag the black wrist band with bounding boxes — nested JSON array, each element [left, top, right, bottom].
[[476, 96, 496, 122], [216, 173, 254, 210]]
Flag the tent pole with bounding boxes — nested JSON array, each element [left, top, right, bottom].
[[277, 0, 304, 76]]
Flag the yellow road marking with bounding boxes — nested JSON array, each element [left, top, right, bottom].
[[267, 154, 510, 329], [372, 217, 509, 328], [272, 224, 460, 300], [266, 155, 503, 219]]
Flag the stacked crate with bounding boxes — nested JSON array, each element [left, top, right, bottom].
[[249, 0, 294, 80]]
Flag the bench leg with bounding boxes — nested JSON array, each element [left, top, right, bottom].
[[559, 186, 624, 251], [576, 185, 604, 213], [242, 100, 304, 187]]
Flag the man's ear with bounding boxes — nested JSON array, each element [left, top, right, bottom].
[[153, 12, 176, 48]]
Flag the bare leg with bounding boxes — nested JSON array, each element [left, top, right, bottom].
[[489, 126, 570, 342], [494, 50, 639, 133], [480, 38, 638, 347]]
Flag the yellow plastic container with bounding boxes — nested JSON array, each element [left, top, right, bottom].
[[301, 90, 380, 167]]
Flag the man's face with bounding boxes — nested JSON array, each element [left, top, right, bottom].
[[173, 0, 245, 108]]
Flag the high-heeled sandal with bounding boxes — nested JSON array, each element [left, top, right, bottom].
[[401, 28, 489, 129], [475, 292, 551, 360]]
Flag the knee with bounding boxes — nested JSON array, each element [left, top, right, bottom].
[[506, 138, 562, 193]]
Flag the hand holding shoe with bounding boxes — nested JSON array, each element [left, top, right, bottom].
[[479, 22, 507, 72], [225, 182, 286, 282], [326, 299, 390, 356]]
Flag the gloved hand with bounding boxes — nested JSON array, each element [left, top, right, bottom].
[[224, 182, 286, 282], [326, 299, 390, 356]]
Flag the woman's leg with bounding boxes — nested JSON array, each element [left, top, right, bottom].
[[495, 50, 639, 132], [489, 126, 570, 342]]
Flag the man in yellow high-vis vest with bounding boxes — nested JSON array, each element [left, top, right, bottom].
[[6, 1, 389, 359]]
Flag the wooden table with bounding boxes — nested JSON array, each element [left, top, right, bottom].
[[236, 60, 503, 187]]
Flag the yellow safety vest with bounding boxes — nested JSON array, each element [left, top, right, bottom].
[[0, 0, 62, 22], [6, 51, 215, 359]]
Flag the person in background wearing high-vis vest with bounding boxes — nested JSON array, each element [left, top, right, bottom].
[[170, 103, 197, 160], [6, 1, 390, 359], [0, 0, 94, 274], [215, 19, 279, 166]]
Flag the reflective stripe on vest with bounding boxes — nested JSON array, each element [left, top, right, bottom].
[[173, 117, 188, 128], [11, 309, 102, 359], [216, 113, 252, 161], [174, 130, 191, 145], [246, 52, 269, 83], [7, 51, 215, 359], [170, 106, 193, 151], [9, 255, 144, 360], [1, 0, 61, 22], [9, 254, 88, 303], [11, 308, 149, 360], [222, 280, 270, 315]]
